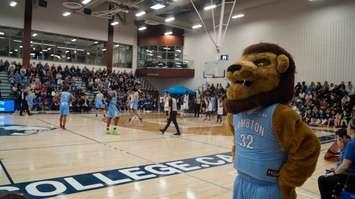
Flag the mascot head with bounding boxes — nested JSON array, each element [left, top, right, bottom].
[[225, 43, 296, 113]]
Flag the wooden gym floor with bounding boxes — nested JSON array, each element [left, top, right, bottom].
[[0, 112, 335, 199]]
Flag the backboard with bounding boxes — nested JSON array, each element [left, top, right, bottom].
[[202, 60, 227, 79]]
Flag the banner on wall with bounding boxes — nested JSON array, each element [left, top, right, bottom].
[[0, 100, 15, 113]]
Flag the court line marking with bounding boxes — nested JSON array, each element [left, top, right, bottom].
[[0, 160, 14, 185], [105, 140, 233, 191], [34, 115, 320, 195], [80, 113, 232, 149], [105, 137, 170, 144], [37, 117, 169, 146], [178, 136, 231, 149], [78, 113, 235, 190], [0, 152, 233, 198], [0, 142, 97, 152], [36, 118, 103, 144]]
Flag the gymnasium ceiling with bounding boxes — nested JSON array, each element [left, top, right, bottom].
[[59, 0, 283, 30]]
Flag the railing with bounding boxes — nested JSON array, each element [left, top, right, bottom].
[[137, 58, 194, 69]]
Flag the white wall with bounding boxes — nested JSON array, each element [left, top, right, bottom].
[[0, 0, 137, 69], [176, 0, 355, 89]]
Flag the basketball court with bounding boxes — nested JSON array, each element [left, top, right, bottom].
[[1, 0, 355, 198], [0, 113, 335, 198]]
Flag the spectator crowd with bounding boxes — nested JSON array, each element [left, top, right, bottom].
[[0, 59, 158, 113], [2, 58, 355, 127], [161, 81, 355, 127], [292, 81, 355, 128]]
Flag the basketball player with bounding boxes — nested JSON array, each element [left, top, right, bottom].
[[129, 89, 143, 125], [182, 93, 189, 117], [105, 90, 120, 135], [95, 89, 104, 117], [216, 97, 224, 123], [58, 84, 73, 129], [160, 95, 181, 136]]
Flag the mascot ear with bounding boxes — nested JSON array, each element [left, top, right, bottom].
[[276, 54, 289, 74]]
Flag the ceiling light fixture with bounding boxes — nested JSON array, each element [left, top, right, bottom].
[[232, 14, 245, 19], [0, 32, 5, 36], [81, 0, 92, 5], [138, 26, 147, 31], [71, 38, 77, 42], [32, 33, 38, 37], [150, 3, 165, 10], [165, 16, 175, 23], [135, 11, 146, 17], [102, 48, 107, 51], [9, 1, 17, 7], [62, 11, 71, 17], [204, 4, 216, 11], [164, 31, 173, 36], [111, 21, 119, 26], [192, 24, 202, 29], [94, 41, 98, 44], [114, 44, 120, 47]]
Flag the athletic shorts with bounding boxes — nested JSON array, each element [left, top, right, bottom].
[[132, 102, 139, 110], [95, 102, 104, 109], [60, 103, 69, 116], [233, 174, 282, 199], [107, 107, 119, 118]]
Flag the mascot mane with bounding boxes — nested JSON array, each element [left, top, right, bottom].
[[225, 43, 296, 114]]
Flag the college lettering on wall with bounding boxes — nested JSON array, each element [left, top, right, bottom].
[[0, 152, 232, 198]]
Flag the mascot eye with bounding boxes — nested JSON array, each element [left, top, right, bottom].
[[254, 59, 271, 67]]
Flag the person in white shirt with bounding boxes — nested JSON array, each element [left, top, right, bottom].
[[128, 90, 143, 125], [95, 89, 104, 117], [183, 93, 189, 113], [159, 95, 164, 112], [194, 91, 201, 117], [164, 93, 170, 116], [216, 97, 224, 123], [160, 95, 181, 136], [204, 96, 212, 121]]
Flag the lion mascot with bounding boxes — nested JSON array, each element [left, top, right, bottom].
[[225, 43, 320, 199]]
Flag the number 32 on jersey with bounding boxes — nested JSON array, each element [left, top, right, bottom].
[[239, 134, 254, 149]]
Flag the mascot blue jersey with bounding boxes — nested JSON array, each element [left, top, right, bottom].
[[233, 104, 287, 183]]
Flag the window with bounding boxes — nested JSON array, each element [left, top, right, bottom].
[[0, 26, 133, 68], [138, 45, 189, 68]]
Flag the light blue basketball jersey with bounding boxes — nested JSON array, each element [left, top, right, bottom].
[[60, 91, 71, 105], [233, 104, 287, 183], [95, 93, 103, 103], [109, 97, 118, 110], [107, 96, 119, 118]]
